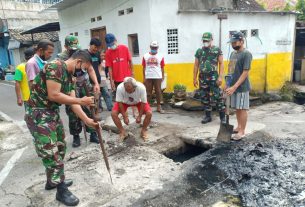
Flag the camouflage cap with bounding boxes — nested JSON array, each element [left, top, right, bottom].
[[202, 32, 213, 41], [64, 35, 81, 50]]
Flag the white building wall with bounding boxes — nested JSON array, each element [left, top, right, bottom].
[[58, 0, 152, 64], [58, 0, 296, 64], [0, 1, 58, 30], [149, 0, 296, 63]]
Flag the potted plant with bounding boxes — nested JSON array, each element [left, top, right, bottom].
[[173, 83, 187, 101]]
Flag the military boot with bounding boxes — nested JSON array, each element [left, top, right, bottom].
[[45, 179, 73, 190], [56, 182, 79, 206], [90, 132, 99, 144], [72, 135, 80, 148], [219, 111, 226, 124], [201, 111, 212, 124]]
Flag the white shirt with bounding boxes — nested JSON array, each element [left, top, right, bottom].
[[142, 52, 165, 79], [116, 82, 147, 105]]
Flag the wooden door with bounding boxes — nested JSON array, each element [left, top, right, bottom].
[[91, 27, 107, 51]]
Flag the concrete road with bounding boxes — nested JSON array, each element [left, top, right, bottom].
[[0, 81, 69, 130], [0, 80, 107, 206]]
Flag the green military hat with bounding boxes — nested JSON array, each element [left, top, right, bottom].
[[202, 32, 213, 41], [64, 35, 81, 50]]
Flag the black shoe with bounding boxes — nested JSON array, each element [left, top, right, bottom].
[[56, 182, 79, 206], [90, 132, 99, 144], [201, 111, 212, 124], [45, 179, 73, 190], [219, 111, 226, 124], [72, 135, 80, 148]]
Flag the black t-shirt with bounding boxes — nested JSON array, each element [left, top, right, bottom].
[[87, 49, 101, 84]]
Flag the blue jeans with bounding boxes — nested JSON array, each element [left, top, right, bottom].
[[99, 86, 113, 111]]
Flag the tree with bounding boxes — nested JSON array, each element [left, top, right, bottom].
[[296, 0, 305, 20]]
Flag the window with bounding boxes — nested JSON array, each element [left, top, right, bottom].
[[74, 32, 78, 36], [167, 29, 178, 54], [128, 34, 139, 57], [127, 7, 133, 14], [240, 30, 248, 38], [69, 33, 73, 35], [251, 29, 259, 37], [91, 17, 96, 22], [118, 10, 124, 16], [97, 16, 102, 21]]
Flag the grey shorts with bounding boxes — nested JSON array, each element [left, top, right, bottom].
[[230, 91, 249, 110]]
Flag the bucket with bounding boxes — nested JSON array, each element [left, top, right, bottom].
[[161, 73, 167, 90], [5, 74, 14, 81]]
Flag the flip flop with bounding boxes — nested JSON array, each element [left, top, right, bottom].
[[233, 130, 239, 134], [141, 131, 148, 142], [119, 133, 129, 142], [231, 134, 246, 141]]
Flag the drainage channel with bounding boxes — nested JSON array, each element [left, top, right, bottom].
[[163, 142, 210, 163]]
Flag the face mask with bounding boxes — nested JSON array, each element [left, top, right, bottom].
[[203, 42, 210, 48], [73, 62, 85, 77], [151, 49, 157, 54], [110, 44, 117, 50], [233, 46, 241, 51], [40, 54, 46, 61]]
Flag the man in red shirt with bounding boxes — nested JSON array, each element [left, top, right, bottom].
[[105, 33, 134, 91]]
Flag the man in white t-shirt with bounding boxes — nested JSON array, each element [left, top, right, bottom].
[[142, 41, 165, 113], [111, 77, 152, 141]]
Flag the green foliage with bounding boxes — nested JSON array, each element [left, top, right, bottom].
[[279, 81, 298, 102], [173, 83, 186, 91], [296, 0, 305, 20], [284, 2, 293, 11]]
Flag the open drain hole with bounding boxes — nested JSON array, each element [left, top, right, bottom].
[[163, 143, 209, 163]]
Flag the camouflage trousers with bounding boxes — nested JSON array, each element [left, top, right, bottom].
[[25, 108, 66, 185], [65, 77, 95, 136], [199, 71, 225, 112]]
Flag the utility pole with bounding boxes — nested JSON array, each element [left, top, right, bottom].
[[217, 13, 228, 51]]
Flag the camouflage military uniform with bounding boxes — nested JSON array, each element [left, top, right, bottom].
[[25, 60, 74, 185], [57, 50, 95, 136], [195, 46, 225, 112]]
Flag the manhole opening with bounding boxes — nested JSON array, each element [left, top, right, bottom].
[[163, 143, 209, 163]]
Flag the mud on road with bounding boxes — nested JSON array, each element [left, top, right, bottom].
[[133, 131, 305, 207]]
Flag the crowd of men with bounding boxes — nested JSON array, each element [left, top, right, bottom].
[[13, 31, 251, 206]]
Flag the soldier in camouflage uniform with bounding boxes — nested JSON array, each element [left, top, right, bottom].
[[58, 35, 100, 147], [193, 32, 226, 124], [25, 50, 97, 206]]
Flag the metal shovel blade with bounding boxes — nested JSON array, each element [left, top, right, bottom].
[[217, 122, 234, 142]]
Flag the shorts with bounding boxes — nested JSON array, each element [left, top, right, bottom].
[[112, 102, 151, 113], [230, 91, 249, 110]]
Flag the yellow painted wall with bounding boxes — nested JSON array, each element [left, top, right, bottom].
[[266, 53, 292, 92], [134, 52, 292, 93]]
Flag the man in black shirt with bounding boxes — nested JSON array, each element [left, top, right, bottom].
[[87, 38, 102, 85]]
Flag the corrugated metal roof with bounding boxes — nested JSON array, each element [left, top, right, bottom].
[[236, 0, 265, 11], [48, 0, 85, 11], [9, 29, 59, 43], [20, 22, 60, 35]]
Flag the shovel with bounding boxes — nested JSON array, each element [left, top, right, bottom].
[[217, 77, 234, 142]]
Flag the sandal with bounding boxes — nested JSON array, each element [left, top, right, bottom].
[[119, 133, 129, 142], [141, 131, 148, 142], [231, 134, 246, 141]]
